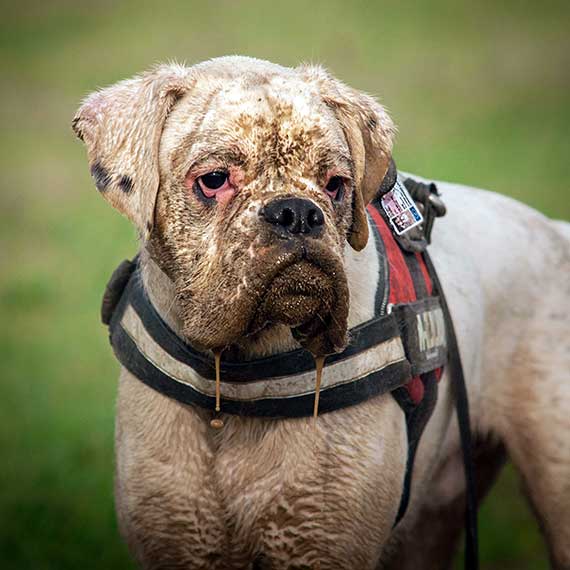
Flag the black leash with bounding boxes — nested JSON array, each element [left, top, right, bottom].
[[424, 251, 479, 570]]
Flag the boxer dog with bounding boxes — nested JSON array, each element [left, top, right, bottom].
[[72, 56, 570, 569]]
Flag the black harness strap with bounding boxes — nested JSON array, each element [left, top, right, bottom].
[[392, 370, 438, 524]]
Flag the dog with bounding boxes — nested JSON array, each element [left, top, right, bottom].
[[72, 56, 570, 569]]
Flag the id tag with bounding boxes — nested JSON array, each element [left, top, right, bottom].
[[381, 178, 424, 235]]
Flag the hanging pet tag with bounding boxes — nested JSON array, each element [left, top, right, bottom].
[[381, 178, 424, 235]]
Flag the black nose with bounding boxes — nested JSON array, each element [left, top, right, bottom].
[[260, 197, 325, 238]]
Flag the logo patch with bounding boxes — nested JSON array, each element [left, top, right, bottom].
[[393, 298, 447, 375], [416, 307, 446, 360]]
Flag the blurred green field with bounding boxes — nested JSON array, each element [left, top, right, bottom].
[[1, 1, 569, 568]]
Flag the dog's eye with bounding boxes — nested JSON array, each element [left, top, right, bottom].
[[197, 171, 231, 199], [199, 171, 228, 190], [324, 176, 344, 200]]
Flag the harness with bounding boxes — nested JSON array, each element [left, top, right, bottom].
[[102, 169, 478, 569]]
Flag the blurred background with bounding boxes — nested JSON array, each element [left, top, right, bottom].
[[1, 0, 568, 568]]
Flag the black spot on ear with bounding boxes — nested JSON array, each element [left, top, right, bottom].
[[90, 162, 112, 192], [367, 115, 377, 130], [118, 175, 134, 194], [71, 117, 84, 141], [146, 221, 153, 233]]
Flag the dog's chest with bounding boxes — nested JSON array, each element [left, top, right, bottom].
[[205, 398, 406, 568]]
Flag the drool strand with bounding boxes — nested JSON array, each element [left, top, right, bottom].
[[313, 356, 325, 419], [311, 357, 326, 570], [214, 350, 222, 413], [210, 350, 224, 429]]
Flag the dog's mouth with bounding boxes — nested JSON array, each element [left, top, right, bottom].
[[249, 260, 335, 329], [178, 241, 349, 357], [245, 246, 349, 356]]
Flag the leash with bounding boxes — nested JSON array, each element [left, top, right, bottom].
[[424, 251, 479, 570], [402, 175, 478, 569]]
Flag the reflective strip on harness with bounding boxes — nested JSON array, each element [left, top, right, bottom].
[[120, 304, 408, 401]]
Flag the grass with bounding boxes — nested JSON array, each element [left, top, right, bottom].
[[1, 1, 569, 568]]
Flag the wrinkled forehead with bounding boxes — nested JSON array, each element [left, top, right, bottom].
[[161, 72, 351, 175], [217, 75, 323, 122]]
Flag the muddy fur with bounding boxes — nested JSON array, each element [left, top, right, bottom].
[[73, 57, 394, 357]]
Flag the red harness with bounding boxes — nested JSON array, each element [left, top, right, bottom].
[[367, 202, 443, 405]]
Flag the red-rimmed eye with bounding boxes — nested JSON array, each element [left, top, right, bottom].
[[197, 171, 230, 198], [324, 176, 344, 200]]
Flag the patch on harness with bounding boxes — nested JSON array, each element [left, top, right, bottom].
[[393, 297, 447, 375], [380, 178, 424, 235]]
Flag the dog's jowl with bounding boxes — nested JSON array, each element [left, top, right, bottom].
[[74, 57, 570, 570]]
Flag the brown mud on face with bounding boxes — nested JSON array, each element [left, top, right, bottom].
[[255, 262, 334, 328], [73, 56, 396, 370], [137, 58, 394, 360], [247, 256, 349, 357], [282, 245, 350, 357], [171, 238, 350, 359]]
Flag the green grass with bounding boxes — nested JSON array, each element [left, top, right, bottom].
[[1, 1, 569, 568]]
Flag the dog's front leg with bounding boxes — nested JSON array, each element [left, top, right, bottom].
[[114, 370, 233, 570]]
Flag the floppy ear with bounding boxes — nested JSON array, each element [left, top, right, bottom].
[[72, 64, 192, 240], [300, 66, 396, 251]]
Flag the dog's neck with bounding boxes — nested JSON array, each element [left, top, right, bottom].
[[140, 222, 380, 360]]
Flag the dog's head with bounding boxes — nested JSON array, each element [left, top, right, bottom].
[[73, 57, 395, 356]]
